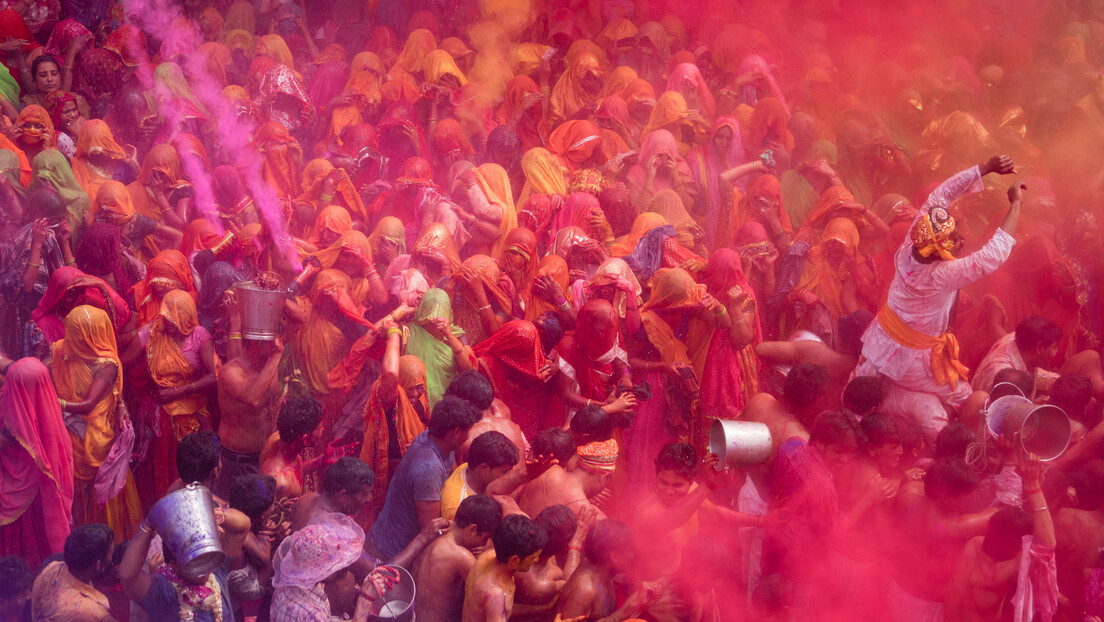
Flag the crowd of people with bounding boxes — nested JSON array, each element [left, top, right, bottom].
[[2, 0, 1104, 620]]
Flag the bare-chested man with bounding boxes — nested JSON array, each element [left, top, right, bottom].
[[555, 519, 660, 622], [289, 457, 375, 532], [1055, 469, 1104, 615], [518, 430, 612, 519], [214, 337, 283, 498], [414, 495, 502, 622], [462, 514, 547, 622], [512, 504, 596, 619], [447, 370, 529, 463], [259, 394, 330, 499]]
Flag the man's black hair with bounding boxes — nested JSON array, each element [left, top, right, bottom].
[[535, 505, 578, 558], [532, 428, 577, 464], [783, 362, 831, 416], [0, 556, 32, 599], [454, 495, 502, 533], [322, 457, 376, 496], [445, 370, 495, 411], [569, 405, 613, 442], [468, 431, 520, 470], [229, 474, 277, 529], [177, 430, 221, 484], [842, 376, 884, 417], [428, 396, 482, 437], [492, 514, 548, 563], [64, 524, 115, 575], [810, 411, 865, 453], [276, 395, 325, 443], [1014, 316, 1062, 353], [655, 442, 696, 479], [584, 519, 633, 566], [934, 422, 977, 460], [925, 457, 980, 500]]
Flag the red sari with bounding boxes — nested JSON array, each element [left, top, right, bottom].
[[473, 320, 549, 439]]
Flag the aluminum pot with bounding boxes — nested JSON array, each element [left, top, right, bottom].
[[368, 565, 416, 621], [709, 419, 773, 468], [1000, 402, 1071, 462], [984, 395, 1033, 438], [148, 484, 225, 580], [237, 280, 286, 341]]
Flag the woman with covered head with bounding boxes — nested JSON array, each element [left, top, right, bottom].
[[13, 104, 56, 161], [451, 254, 514, 345], [790, 217, 879, 321], [626, 129, 698, 212], [91, 180, 182, 265], [552, 299, 637, 425], [125, 143, 192, 232], [307, 230, 389, 309], [497, 75, 549, 151], [252, 120, 303, 201], [549, 49, 605, 125], [29, 265, 133, 361], [453, 162, 516, 257], [0, 187, 74, 315], [70, 119, 138, 202], [473, 319, 555, 438], [32, 148, 88, 232], [49, 305, 141, 540], [137, 289, 217, 497], [0, 357, 73, 570], [132, 249, 197, 327]]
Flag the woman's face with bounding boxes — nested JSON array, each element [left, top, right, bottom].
[[822, 239, 847, 268], [438, 74, 461, 91], [655, 469, 693, 506], [376, 237, 399, 263], [318, 228, 340, 247], [713, 126, 734, 155], [60, 101, 80, 129], [504, 249, 528, 272], [581, 70, 604, 96], [152, 282, 177, 299], [35, 61, 61, 93], [629, 100, 653, 124]]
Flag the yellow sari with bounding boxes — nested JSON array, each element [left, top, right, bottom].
[[473, 163, 517, 257], [146, 290, 209, 438], [50, 306, 140, 539]]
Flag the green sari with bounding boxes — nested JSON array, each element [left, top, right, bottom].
[[32, 149, 90, 236], [406, 288, 466, 406]]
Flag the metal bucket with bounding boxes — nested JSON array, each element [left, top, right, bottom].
[[984, 395, 1032, 438], [147, 484, 225, 580], [1000, 402, 1071, 462], [709, 420, 773, 468], [237, 280, 287, 341], [368, 565, 416, 621]]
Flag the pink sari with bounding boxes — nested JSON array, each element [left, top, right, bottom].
[[688, 117, 746, 250]]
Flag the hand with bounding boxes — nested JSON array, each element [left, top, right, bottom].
[[0, 38, 27, 53], [552, 615, 589, 622], [222, 289, 241, 322], [571, 503, 599, 547], [1007, 181, 1027, 203], [678, 258, 705, 272], [624, 582, 664, 612], [798, 158, 837, 181], [492, 493, 525, 516], [700, 292, 724, 315], [320, 175, 336, 196], [380, 317, 400, 334], [323, 440, 357, 466], [357, 567, 401, 602], [56, 219, 72, 246], [154, 386, 181, 404], [419, 517, 450, 540], [983, 154, 1015, 176], [661, 156, 678, 177], [539, 359, 557, 381], [520, 92, 543, 110], [1017, 451, 1043, 490], [524, 453, 559, 479], [646, 155, 662, 179], [699, 453, 722, 489], [421, 316, 451, 341], [30, 218, 49, 247], [602, 392, 638, 415], [534, 274, 562, 304], [613, 274, 636, 293]]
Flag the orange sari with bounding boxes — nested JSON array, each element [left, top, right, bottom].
[[71, 120, 127, 202], [523, 255, 570, 321], [252, 121, 303, 200], [549, 51, 603, 125], [298, 158, 366, 221], [293, 269, 373, 396], [126, 143, 185, 222], [473, 163, 517, 257], [91, 180, 136, 226], [132, 250, 198, 326]]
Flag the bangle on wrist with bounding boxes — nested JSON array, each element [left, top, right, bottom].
[[1032, 506, 1049, 512], [58, 398, 67, 410], [387, 327, 402, 339], [1024, 487, 1042, 496], [228, 332, 242, 340], [477, 304, 492, 312]]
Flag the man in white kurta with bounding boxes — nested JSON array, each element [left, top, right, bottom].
[[856, 157, 1023, 441]]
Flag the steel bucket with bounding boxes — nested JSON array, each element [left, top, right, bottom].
[[237, 280, 287, 341], [368, 565, 416, 621], [709, 419, 773, 468], [984, 395, 1032, 438], [1000, 402, 1071, 462], [148, 484, 225, 581]]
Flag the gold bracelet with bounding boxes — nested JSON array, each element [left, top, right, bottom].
[[58, 398, 67, 410], [387, 327, 402, 339], [477, 304, 492, 312]]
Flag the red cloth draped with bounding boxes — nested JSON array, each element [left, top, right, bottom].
[[32, 267, 131, 345], [555, 299, 621, 401], [473, 320, 548, 437]]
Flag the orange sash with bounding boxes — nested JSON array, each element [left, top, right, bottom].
[[877, 305, 969, 388]]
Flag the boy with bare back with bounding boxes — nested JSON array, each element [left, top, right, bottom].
[[462, 514, 547, 622], [414, 495, 502, 622], [215, 338, 283, 498]]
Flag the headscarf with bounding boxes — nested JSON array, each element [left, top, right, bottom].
[[550, 51, 604, 125], [794, 217, 862, 317], [272, 513, 364, 589], [422, 49, 467, 86], [472, 320, 548, 393], [611, 212, 669, 257], [224, 0, 256, 33], [406, 288, 467, 406], [308, 230, 374, 273], [734, 55, 788, 113], [298, 158, 365, 220], [910, 206, 958, 261], [254, 34, 295, 69], [547, 120, 602, 173], [0, 10, 39, 75], [411, 223, 463, 277], [459, 254, 513, 317], [689, 116, 745, 250], [127, 143, 187, 222], [432, 118, 475, 160], [0, 137, 31, 186], [180, 220, 222, 257], [16, 105, 57, 150], [649, 189, 698, 249], [49, 305, 123, 474], [32, 266, 130, 345], [358, 352, 428, 510], [0, 357, 73, 555], [626, 130, 692, 193], [498, 226, 539, 288], [32, 149, 89, 228], [91, 180, 135, 226], [252, 121, 303, 200], [45, 20, 92, 67], [509, 42, 550, 76], [639, 267, 702, 364], [146, 290, 208, 421], [518, 147, 567, 209], [472, 163, 517, 257], [551, 226, 591, 259], [309, 205, 353, 245], [666, 63, 716, 119], [103, 23, 147, 68], [586, 257, 641, 318], [308, 62, 347, 111], [0, 62, 18, 107], [744, 97, 794, 154], [132, 250, 198, 326], [223, 29, 255, 57], [296, 269, 372, 395], [733, 174, 792, 243], [551, 192, 601, 240], [641, 90, 691, 143], [392, 28, 436, 76], [43, 90, 76, 134]]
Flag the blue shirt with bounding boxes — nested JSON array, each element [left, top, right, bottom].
[[370, 431, 452, 559], [137, 565, 235, 622]]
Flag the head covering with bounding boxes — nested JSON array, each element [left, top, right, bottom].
[[252, 121, 303, 200], [32, 149, 89, 227], [550, 51, 603, 125], [473, 320, 548, 389], [0, 357, 74, 555], [32, 266, 130, 344], [666, 63, 716, 118], [411, 223, 462, 277], [254, 34, 294, 68], [518, 147, 567, 208], [577, 438, 619, 473], [744, 97, 793, 154], [133, 250, 198, 326], [272, 513, 364, 588], [368, 216, 406, 257], [180, 220, 222, 257], [547, 121, 602, 172], [16, 105, 57, 150], [649, 189, 698, 249], [627, 130, 692, 194], [392, 28, 436, 75], [423, 49, 467, 86], [45, 19, 92, 66], [92, 180, 135, 226], [224, 0, 256, 33], [587, 258, 641, 318], [910, 206, 958, 260], [639, 268, 702, 364], [406, 289, 465, 406], [43, 90, 76, 132], [611, 212, 669, 257], [472, 163, 517, 257]]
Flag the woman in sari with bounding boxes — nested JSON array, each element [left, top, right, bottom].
[[546, 119, 612, 175], [32, 148, 89, 232], [49, 305, 141, 541], [254, 61, 314, 136], [696, 249, 762, 451], [30, 266, 133, 360], [43, 90, 80, 157], [624, 267, 703, 495], [633, 21, 669, 84], [406, 288, 473, 406], [791, 217, 877, 321], [641, 91, 705, 155], [431, 118, 476, 177], [73, 222, 143, 308], [126, 143, 191, 230], [626, 129, 698, 211], [252, 120, 303, 201], [649, 189, 703, 254], [551, 299, 636, 428], [211, 164, 258, 232], [0, 357, 73, 571], [731, 173, 793, 252], [389, 28, 436, 80], [549, 50, 605, 125], [138, 290, 216, 497], [497, 226, 539, 296], [497, 75, 548, 151], [14, 104, 56, 162], [196, 261, 243, 362], [667, 63, 716, 120], [518, 147, 567, 209], [308, 230, 389, 309], [286, 269, 373, 443], [367, 216, 406, 281], [469, 162, 517, 257], [296, 158, 366, 225], [472, 320, 553, 438], [743, 97, 794, 164], [522, 254, 573, 323], [410, 222, 462, 287], [688, 116, 748, 250], [305, 204, 352, 250], [451, 254, 513, 346], [132, 249, 197, 326]]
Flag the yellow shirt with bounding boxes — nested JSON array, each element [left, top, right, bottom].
[[440, 463, 474, 521]]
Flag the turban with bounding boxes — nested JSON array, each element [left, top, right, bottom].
[[577, 438, 619, 474], [910, 207, 958, 261]]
